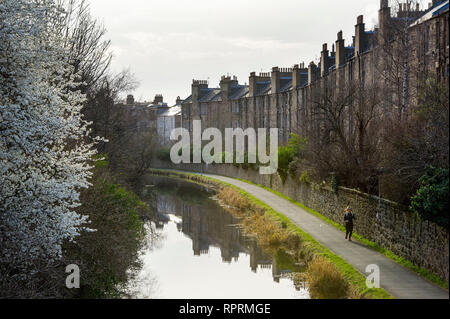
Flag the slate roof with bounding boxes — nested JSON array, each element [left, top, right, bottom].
[[345, 47, 355, 60], [210, 91, 222, 102], [410, 0, 449, 26], [279, 79, 292, 92], [198, 88, 221, 103], [230, 85, 249, 100], [181, 95, 192, 104], [158, 106, 181, 117], [255, 81, 271, 96]]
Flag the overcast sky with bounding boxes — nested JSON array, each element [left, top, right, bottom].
[[88, 0, 427, 105]]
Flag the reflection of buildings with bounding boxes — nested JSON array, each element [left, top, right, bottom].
[[150, 176, 306, 284]]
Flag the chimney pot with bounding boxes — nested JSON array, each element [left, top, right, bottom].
[[357, 15, 363, 24]]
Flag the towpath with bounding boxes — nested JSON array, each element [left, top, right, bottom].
[[189, 171, 448, 299]]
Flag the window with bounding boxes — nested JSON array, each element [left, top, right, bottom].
[[231, 101, 240, 113], [201, 103, 208, 115]]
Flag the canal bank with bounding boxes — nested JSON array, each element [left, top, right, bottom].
[[148, 169, 449, 299]]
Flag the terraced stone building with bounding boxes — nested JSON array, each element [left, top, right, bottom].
[[180, 0, 449, 145]]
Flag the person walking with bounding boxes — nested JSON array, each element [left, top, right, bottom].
[[344, 206, 356, 241]]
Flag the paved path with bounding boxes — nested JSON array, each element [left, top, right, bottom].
[[191, 172, 448, 299]]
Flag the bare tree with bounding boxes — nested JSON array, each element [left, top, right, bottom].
[[305, 80, 383, 192], [56, 0, 112, 92], [382, 76, 449, 203]]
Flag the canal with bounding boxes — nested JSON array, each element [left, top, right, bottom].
[[128, 175, 309, 299]]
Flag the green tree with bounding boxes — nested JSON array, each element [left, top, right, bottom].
[[410, 167, 449, 229]]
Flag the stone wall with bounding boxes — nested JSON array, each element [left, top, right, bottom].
[[151, 160, 449, 282]]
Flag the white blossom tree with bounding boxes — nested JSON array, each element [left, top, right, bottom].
[[0, 0, 97, 277]]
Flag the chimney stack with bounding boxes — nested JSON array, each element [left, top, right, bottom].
[[355, 15, 367, 55], [335, 31, 345, 68], [249, 72, 271, 97], [320, 43, 331, 77], [271, 67, 280, 93], [220, 75, 238, 101], [308, 62, 318, 85], [153, 94, 163, 104], [378, 0, 391, 44], [293, 64, 308, 88], [126, 94, 135, 105]]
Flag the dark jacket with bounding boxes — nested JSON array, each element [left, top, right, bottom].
[[344, 212, 356, 225]]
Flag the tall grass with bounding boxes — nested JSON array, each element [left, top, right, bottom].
[[305, 256, 350, 299], [217, 187, 302, 251]]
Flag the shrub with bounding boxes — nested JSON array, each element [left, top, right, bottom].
[[278, 134, 308, 182], [93, 153, 109, 168], [305, 256, 349, 299], [299, 171, 310, 184], [410, 166, 449, 229]]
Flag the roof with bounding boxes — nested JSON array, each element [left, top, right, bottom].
[[255, 82, 271, 96], [229, 85, 249, 100], [279, 79, 292, 92], [410, 0, 449, 27], [181, 95, 192, 104], [158, 105, 181, 117], [198, 88, 221, 103], [210, 91, 222, 102]]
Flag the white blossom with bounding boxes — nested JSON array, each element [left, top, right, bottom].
[[0, 0, 96, 271]]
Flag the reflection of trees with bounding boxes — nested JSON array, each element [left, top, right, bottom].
[[123, 268, 160, 299]]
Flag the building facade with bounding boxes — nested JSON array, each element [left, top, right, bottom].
[[118, 94, 182, 143], [180, 1, 449, 146]]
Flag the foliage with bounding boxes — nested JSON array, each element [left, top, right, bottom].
[[278, 134, 308, 182], [0, 0, 97, 278], [410, 167, 449, 229], [299, 172, 311, 184], [63, 167, 150, 298]]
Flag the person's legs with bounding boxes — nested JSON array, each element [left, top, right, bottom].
[[345, 224, 349, 239], [348, 224, 353, 241]]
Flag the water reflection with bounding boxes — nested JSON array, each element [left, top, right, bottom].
[[132, 175, 309, 299]]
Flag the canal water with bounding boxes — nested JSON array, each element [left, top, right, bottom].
[[129, 175, 309, 299]]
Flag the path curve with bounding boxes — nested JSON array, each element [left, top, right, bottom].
[[193, 172, 448, 299]]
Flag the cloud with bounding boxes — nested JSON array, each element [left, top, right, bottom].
[[88, 0, 391, 103]]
